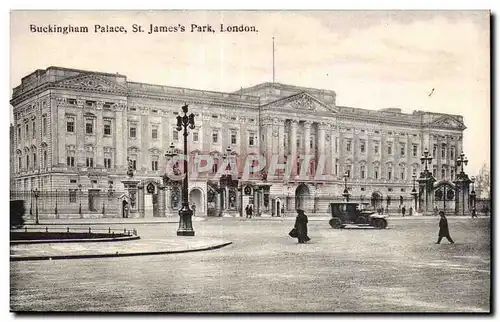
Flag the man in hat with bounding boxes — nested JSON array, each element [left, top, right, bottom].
[[436, 211, 455, 244]]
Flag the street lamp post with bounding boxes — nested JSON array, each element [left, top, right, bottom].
[[54, 189, 58, 218], [342, 171, 350, 202], [411, 173, 418, 211], [456, 151, 469, 216], [32, 188, 40, 224], [420, 147, 433, 211], [176, 104, 195, 236], [220, 146, 233, 216], [78, 184, 82, 218], [456, 151, 468, 174]]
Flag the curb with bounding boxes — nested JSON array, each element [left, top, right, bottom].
[[10, 241, 233, 262]]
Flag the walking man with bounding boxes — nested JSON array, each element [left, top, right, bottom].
[[471, 207, 478, 218], [191, 203, 196, 216], [436, 211, 455, 244], [402, 205, 406, 217], [248, 204, 253, 218], [245, 205, 249, 218]]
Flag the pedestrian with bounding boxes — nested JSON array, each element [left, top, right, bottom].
[[281, 207, 285, 217], [191, 203, 196, 216], [471, 207, 478, 218], [436, 211, 455, 244], [409, 206, 413, 217], [294, 209, 310, 244], [434, 205, 439, 216], [248, 205, 253, 218], [402, 205, 406, 217], [245, 205, 249, 218]]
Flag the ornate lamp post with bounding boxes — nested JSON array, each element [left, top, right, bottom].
[[420, 147, 433, 175], [78, 184, 83, 218], [456, 151, 469, 216], [456, 151, 468, 174], [411, 173, 418, 210], [420, 147, 433, 212], [32, 188, 40, 224], [54, 189, 58, 219], [176, 104, 195, 236], [342, 171, 350, 202]]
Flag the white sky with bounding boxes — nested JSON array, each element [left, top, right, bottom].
[[9, 10, 490, 175]]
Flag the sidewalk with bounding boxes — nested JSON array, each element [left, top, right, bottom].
[[10, 237, 232, 261]]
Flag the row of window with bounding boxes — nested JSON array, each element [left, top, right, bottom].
[[17, 118, 48, 141], [65, 118, 258, 146], [17, 151, 47, 170]]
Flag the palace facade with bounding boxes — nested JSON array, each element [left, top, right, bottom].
[[10, 67, 467, 218]]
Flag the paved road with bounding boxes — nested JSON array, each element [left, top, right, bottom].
[[10, 216, 490, 312]]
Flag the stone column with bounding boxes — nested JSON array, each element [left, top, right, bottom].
[[303, 121, 312, 156], [165, 186, 171, 213], [56, 98, 66, 166], [137, 184, 144, 218], [278, 121, 285, 163], [115, 104, 125, 170], [158, 184, 165, 217], [317, 122, 327, 176], [289, 120, 298, 175], [215, 190, 222, 216], [76, 100, 85, 166], [96, 102, 104, 168]]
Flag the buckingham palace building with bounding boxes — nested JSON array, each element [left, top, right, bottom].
[[10, 66, 467, 219]]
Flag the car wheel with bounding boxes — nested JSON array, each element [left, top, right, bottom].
[[356, 216, 367, 225], [373, 219, 387, 229], [329, 218, 342, 229]]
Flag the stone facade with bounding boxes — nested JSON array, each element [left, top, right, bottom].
[[10, 67, 467, 217]]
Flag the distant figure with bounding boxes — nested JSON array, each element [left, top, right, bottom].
[[436, 211, 455, 244], [191, 203, 196, 216], [385, 205, 389, 215], [245, 205, 250, 218], [281, 207, 285, 217], [471, 207, 478, 218], [402, 205, 406, 217], [409, 206, 413, 217], [294, 209, 310, 244], [248, 205, 253, 218], [434, 206, 439, 216]]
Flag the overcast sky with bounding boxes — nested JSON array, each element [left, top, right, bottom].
[[9, 10, 490, 175]]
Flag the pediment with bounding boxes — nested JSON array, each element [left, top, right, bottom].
[[55, 73, 129, 95], [265, 92, 338, 113], [148, 147, 162, 155], [431, 116, 466, 130]]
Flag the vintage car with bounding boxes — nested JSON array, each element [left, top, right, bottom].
[[329, 202, 388, 229]]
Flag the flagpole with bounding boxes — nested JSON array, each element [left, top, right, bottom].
[[272, 37, 275, 83]]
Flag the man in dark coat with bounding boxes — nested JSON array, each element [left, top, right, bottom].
[[294, 209, 310, 243], [402, 205, 406, 217], [248, 205, 253, 218], [245, 205, 249, 218], [436, 212, 455, 244]]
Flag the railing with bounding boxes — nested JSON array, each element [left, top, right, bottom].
[[10, 190, 122, 216], [12, 226, 138, 237]]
